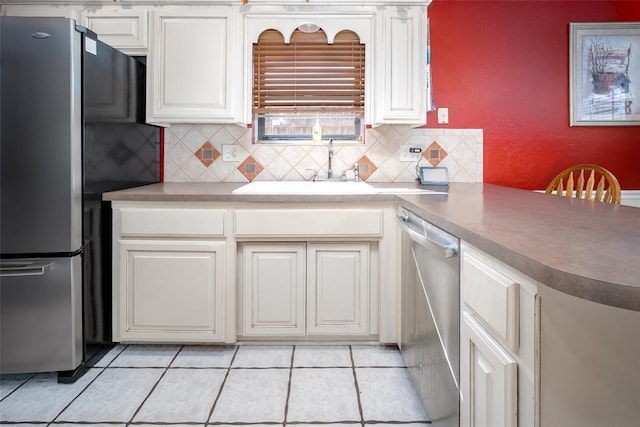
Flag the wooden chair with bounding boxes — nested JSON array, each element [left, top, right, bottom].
[[545, 164, 621, 204]]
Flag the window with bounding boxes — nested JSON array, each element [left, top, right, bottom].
[[253, 28, 365, 144]]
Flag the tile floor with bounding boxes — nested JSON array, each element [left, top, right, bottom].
[[0, 344, 429, 426]]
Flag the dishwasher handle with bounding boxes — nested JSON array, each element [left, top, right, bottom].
[[397, 214, 458, 258]]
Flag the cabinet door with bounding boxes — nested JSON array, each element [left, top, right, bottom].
[[81, 7, 148, 55], [241, 243, 306, 336], [117, 240, 225, 342], [460, 311, 517, 427], [307, 243, 370, 335], [147, 8, 238, 123], [375, 7, 427, 124]]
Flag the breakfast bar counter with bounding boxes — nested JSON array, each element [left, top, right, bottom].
[[104, 182, 640, 311]]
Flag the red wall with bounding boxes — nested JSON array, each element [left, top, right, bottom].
[[426, 0, 640, 190]]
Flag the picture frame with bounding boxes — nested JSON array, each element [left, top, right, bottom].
[[570, 22, 640, 126]]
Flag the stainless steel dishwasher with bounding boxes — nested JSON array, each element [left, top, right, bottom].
[[398, 207, 460, 427]]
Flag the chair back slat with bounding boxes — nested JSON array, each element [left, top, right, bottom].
[[584, 170, 595, 201], [566, 172, 575, 199], [576, 169, 585, 199], [594, 176, 606, 201], [545, 164, 621, 204]]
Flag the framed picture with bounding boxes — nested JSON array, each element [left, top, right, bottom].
[[570, 22, 640, 126]]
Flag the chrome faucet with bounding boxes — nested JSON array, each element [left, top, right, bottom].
[[327, 139, 334, 179]]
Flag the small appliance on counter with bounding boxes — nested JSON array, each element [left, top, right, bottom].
[[418, 166, 450, 186], [0, 16, 160, 382]]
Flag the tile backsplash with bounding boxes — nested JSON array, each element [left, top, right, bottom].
[[164, 124, 483, 183]]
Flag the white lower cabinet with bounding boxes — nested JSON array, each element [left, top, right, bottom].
[[117, 240, 225, 342], [461, 312, 517, 427], [111, 202, 395, 344], [307, 243, 370, 335], [112, 203, 229, 343], [241, 243, 306, 336], [460, 241, 539, 427], [239, 242, 371, 338]]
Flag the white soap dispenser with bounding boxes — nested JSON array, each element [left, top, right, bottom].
[[312, 119, 322, 144]]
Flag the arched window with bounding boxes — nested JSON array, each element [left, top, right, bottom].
[[253, 28, 365, 143]]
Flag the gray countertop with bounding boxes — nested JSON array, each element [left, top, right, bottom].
[[104, 182, 640, 311]]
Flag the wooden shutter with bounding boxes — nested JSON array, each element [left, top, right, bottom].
[[253, 29, 365, 115]]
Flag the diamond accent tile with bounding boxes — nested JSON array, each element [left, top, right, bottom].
[[356, 155, 377, 181], [424, 141, 448, 167], [238, 156, 264, 181], [195, 141, 220, 167]]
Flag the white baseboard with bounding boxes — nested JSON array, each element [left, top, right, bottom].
[[621, 190, 640, 208]]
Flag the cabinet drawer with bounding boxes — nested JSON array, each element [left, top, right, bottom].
[[234, 209, 383, 238], [119, 208, 225, 237], [461, 244, 520, 351]]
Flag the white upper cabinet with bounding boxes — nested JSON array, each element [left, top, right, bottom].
[[80, 7, 149, 55], [374, 7, 427, 124], [146, 7, 241, 124]]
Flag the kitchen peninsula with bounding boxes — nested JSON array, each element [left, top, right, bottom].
[[104, 182, 640, 426]]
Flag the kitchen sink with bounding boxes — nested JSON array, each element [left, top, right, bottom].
[[232, 180, 377, 195], [232, 181, 448, 195]]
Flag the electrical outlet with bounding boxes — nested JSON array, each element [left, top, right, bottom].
[[222, 145, 239, 162], [438, 107, 449, 124], [399, 144, 422, 162]]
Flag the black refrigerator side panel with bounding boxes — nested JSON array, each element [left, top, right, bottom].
[[81, 34, 159, 357], [0, 16, 82, 256], [83, 37, 159, 194]]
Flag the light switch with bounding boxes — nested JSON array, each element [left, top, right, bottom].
[[222, 145, 238, 161], [438, 108, 449, 124]]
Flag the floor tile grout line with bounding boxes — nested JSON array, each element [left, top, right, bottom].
[[206, 345, 240, 424], [363, 420, 433, 425], [49, 366, 108, 424], [102, 343, 129, 368], [283, 345, 296, 424], [1, 344, 128, 421], [349, 345, 366, 426], [0, 372, 35, 403], [207, 423, 282, 426], [126, 345, 184, 425], [168, 343, 188, 368]]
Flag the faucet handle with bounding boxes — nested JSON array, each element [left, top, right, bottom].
[[305, 168, 319, 182], [353, 162, 361, 182]]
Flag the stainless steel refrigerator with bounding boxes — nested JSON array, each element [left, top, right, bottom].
[[0, 16, 160, 382]]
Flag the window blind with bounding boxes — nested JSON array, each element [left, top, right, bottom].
[[253, 29, 365, 115]]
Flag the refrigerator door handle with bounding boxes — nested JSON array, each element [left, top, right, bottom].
[[0, 263, 51, 277]]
